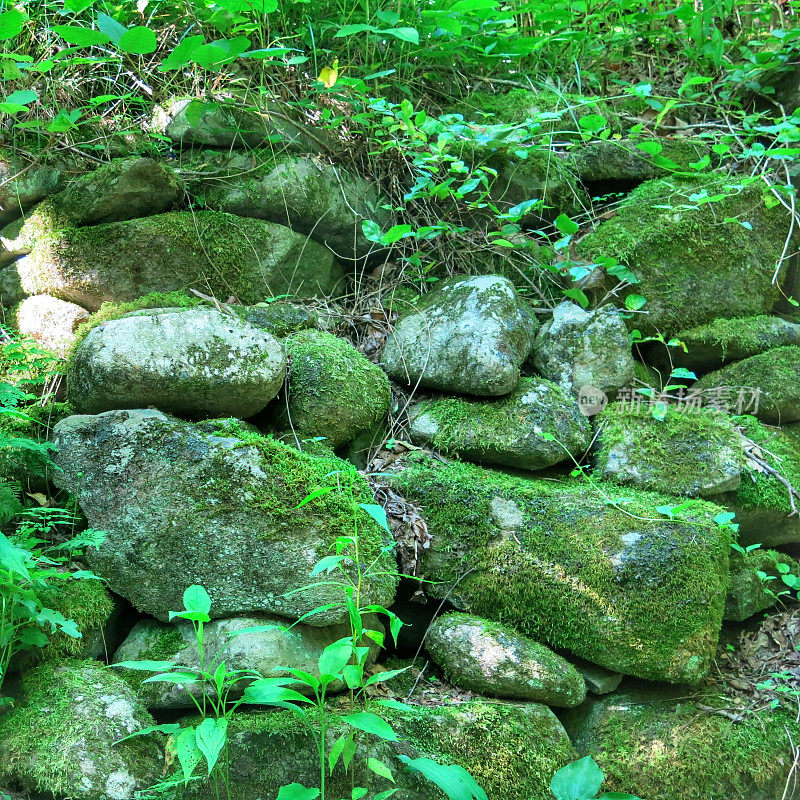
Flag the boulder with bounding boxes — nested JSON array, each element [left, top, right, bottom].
[[578, 178, 792, 335], [725, 548, 798, 621], [0, 263, 25, 307], [593, 404, 744, 496], [572, 660, 623, 695], [0, 151, 65, 225], [0, 662, 162, 800], [0, 217, 28, 265], [15, 210, 342, 311], [694, 345, 800, 423], [191, 151, 392, 259], [382, 275, 538, 396], [562, 687, 799, 800], [388, 453, 730, 684], [408, 377, 591, 471], [52, 410, 397, 623], [68, 306, 286, 418], [112, 614, 381, 708], [426, 612, 586, 707], [270, 330, 391, 447], [242, 301, 333, 338], [13, 294, 89, 357], [18, 157, 183, 245], [531, 301, 635, 396], [649, 315, 800, 373], [183, 700, 577, 800]]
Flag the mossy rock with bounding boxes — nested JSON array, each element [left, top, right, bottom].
[[726, 548, 799, 621], [649, 315, 800, 373], [388, 453, 730, 683], [0, 661, 162, 800], [15, 210, 343, 311], [426, 611, 586, 706], [694, 345, 800, 423], [52, 409, 397, 624], [593, 403, 744, 497], [408, 376, 592, 471], [0, 150, 67, 226], [268, 329, 390, 447], [563, 687, 799, 800], [241, 301, 333, 338], [12, 294, 89, 358], [182, 700, 577, 800], [578, 177, 792, 335], [0, 263, 25, 307]]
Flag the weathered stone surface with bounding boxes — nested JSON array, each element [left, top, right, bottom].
[[18, 158, 183, 245], [52, 410, 397, 624], [426, 612, 586, 706], [270, 330, 391, 447], [0, 152, 65, 225], [13, 294, 89, 357], [0, 217, 28, 265], [388, 453, 730, 684], [408, 377, 591, 471], [594, 404, 744, 496], [113, 614, 381, 708], [572, 660, 623, 695], [531, 301, 635, 395], [192, 151, 392, 259], [0, 263, 25, 307], [562, 687, 799, 800], [184, 701, 577, 800], [16, 211, 342, 311], [242, 301, 333, 338], [382, 275, 537, 396], [0, 662, 162, 800], [69, 306, 286, 418], [694, 346, 800, 423], [578, 178, 791, 335], [725, 549, 798, 621]]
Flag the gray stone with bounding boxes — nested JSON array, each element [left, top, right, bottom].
[[0, 263, 26, 307], [0, 662, 162, 800], [243, 301, 333, 338], [112, 614, 381, 708], [271, 329, 391, 447], [426, 612, 586, 706], [408, 377, 591, 471], [382, 275, 538, 396], [0, 152, 65, 225], [0, 217, 28, 265], [68, 306, 286, 418], [16, 211, 342, 311], [192, 152, 392, 259], [13, 294, 89, 357], [532, 301, 635, 396], [572, 660, 623, 695], [593, 403, 744, 496], [52, 409, 397, 624], [725, 549, 798, 621]]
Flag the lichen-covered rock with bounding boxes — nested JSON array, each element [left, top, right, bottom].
[[694, 345, 800, 422], [15, 211, 342, 311], [531, 301, 635, 395], [408, 377, 591, 471], [13, 294, 89, 357], [426, 612, 586, 707], [0, 662, 162, 800], [112, 614, 380, 708], [156, 97, 320, 151], [191, 151, 392, 259], [242, 301, 333, 338], [725, 417, 800, 546], [578, 178, 791, 335], [68, 306, 286, 418], [652, 315, 800, 372], [18, 158, 183, 245], [0, 217, 29, 265], [183, 700, 577, 800], [270, 330, 391, 447], [382, 275, 538, 396], [388, 454, 730, 683], [52, 410, 397, 623], [594, 404, 744, 496], [725, 549, 798, 621], [562, 687, 799, 800], [0, 151, 65, 225], [0, 263, 25, 307]]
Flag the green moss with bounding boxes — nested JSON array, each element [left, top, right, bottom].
[[676, 315, 800, 360], [116, 624, 187, 695], [389, 454, 729, 683], [726, 547, 797, 621]]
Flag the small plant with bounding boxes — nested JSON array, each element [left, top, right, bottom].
[[550, 756, 640, 800]]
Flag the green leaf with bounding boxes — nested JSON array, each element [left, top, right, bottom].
[[554, 213, 579, 235], [111, 660, 175, 672], [328, 732, 350, 775], [248, 0, 279, 11], [175, 726, 202, 784], [598, 794, 642, 800], [358, 503, 390, 533], [118, 26, 157, 55], [318, 640, 353, 677], [563, 288, 589, 308], [399, 756, 487, 800], [195, 718, 228, 775], [624, 294, 647, 311], [276, 785, 319, 800], [550, 756, 604, 800], [367, 758, 395, 782], [242, 678, 314, 706], [342, 712, 398, 741], [96, 12, 127, 46], [159, 34, 204, 71], [51, 25, 110, 46], [0, 532, 31, 580], [383, 27, 419, 44], [183, 584, 211, 615], [295, 487, 334, 509], [0, 9, 26, 40], [115, 723, 181, 744], [578, 114, 607, 133], [142, 672, 200, 685], [636, 141, 663, 156], [670, 367, 696, 380], [334, 23, 378, 38], [362, 219, 383, 243], [64, 0, 96, 10]]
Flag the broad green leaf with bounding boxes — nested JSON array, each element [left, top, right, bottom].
[[183, 584, 211, 615], [554, 213, 579, 235], [362, 220, 383, 243], [276, 785, 319, 800], [367, 758, 395, 782], [247, 0, 279, 11], [578, 114, 607, 133], [242, 678, 313, 706], [318, 640, 353, 677], [115, 723, 181, 744], [295, 487, 334, 509], [111, 660, 175, 672], [175, 726, 202, 784], [0, 532, 31, 580], [118, 26, 157, 55], [358, 503, 390, 533], [636, 140, 663, 156], [96, 12, 127, 46], [0, 9, 26, 40], [51, 25, 110, 46], [142, 672, 200, 685], [328, 732, 350, 775], [195, 717, 228, 775], [399, 756, 487, 800], [342, 712, 398, 741], [550, 756, 604, 800], [334, 23, 378, 38], [383, 27, 419, 44], [625, 294, 647, 311], [159, 34, 205, 71], [65, 0, 96, 10]]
